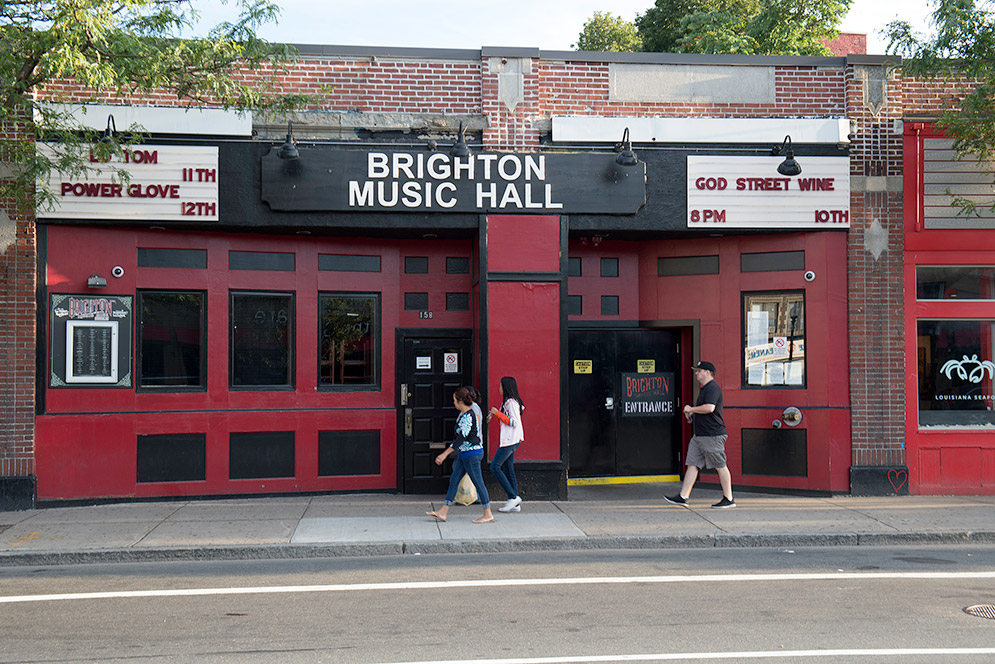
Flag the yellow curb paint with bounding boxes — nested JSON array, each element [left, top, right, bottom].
[[567, 475, 679, 486]]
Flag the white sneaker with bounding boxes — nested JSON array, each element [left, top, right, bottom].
[[498, 496, 522, 513]]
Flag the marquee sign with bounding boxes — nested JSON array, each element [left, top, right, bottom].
[[687, 156, 850, 229], [37, 144, 219, 221], [261, 149, 646, 214]]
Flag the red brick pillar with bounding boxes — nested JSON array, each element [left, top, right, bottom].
[[0, 119, 37, 509], [844, 59, 908, 494]]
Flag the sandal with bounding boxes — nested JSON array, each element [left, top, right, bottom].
[[426, 511, 447, 522]]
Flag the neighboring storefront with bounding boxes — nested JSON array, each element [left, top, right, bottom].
[[903, 122, 995, 493], [2, 46, 925, 506]]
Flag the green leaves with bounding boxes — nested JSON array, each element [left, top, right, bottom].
[[627, 0, 850, 55], [888, 0, 995, 216], [1, 0, 313, 214]]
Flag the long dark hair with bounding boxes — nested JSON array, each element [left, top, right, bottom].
[[500, 376, 524, 412]]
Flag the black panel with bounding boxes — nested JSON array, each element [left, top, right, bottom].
[[446, 292, 470, 311], [741, 428, 808, 476], [601, 257, 619, 277], [568, 295, 582, 316], [229, 251, 295, 271], [568, 257, 582, 276], [319, 254, 381, 272], [138, 248, 207, 269], [137, 433, 206, 483], [741, 251, 805, 273], [405, 292, 429, 310], [405, 256, 429, 273], [446, 257, 470, 274], [318, 430, 380, 476], [229, 431, 295, 479], [601, 295, 619, 316], [658, 255, 720, 276]]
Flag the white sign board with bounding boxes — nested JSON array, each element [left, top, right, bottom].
[[444, 352, 459, 374], [37, 144, 219, 221], [687, 156, 849, 229], [416, 356, 432, 370]]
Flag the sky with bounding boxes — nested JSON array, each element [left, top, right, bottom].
[[192, 0, 937, 56]]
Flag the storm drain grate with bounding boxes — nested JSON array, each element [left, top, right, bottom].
[[964, 605, 995, 620]]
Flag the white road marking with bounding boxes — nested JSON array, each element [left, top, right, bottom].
[[369, 649, 995, 663], [2, 570, 995, 604]]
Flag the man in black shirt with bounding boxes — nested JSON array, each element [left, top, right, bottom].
[[665, 360, 736, 509]]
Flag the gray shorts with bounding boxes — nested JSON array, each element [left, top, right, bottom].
[[686, 434, 728, 470]]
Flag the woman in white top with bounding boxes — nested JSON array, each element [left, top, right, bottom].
[[488, 376, 525, 513]]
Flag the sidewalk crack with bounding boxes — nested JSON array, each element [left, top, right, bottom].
[[132, 503, 187, 548]]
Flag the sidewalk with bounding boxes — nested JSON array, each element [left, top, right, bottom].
[[2, 483, 995, 567]]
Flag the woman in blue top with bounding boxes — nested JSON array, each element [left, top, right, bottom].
[[426, 386, 494, 524]]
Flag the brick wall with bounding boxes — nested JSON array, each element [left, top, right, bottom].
[[845, 64, 906, 467], [0, 118, 36, 479]]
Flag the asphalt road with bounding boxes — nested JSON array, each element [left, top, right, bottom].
[[3, 546, 995, 663]]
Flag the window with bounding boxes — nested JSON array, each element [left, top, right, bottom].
[[230, 291, 294, 388], [741, 251, 804, 273], [658, 255, 719, 276], [601, 257, 619, 277], [319, 293, 379, 387], [917, 266, 995, 300], [917, 320, 995, 426], [743, 291, 805, 387], [138, 291, 206, 389], [405, 256, 429, 273]]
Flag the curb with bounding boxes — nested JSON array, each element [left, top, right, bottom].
[[4, 531, 995, 567]]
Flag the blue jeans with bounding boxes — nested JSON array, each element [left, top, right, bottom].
[[444, 453, 490, 508], [490, 443, 520, 500]]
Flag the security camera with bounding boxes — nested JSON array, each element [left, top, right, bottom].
[[804, 270, 816, 282], [111, 266, 125, 278]]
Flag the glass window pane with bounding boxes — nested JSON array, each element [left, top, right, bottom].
[[743, 291, 805, 388], [231, 292, 294, 387], [319, 294, 378, 387], [139, 291, 205, 388], [916, 266, 995, 300], [917, 319, 995, 426]]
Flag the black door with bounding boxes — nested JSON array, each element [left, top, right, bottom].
[[568, 329, 682, 477], [399, 333, 474, 494]]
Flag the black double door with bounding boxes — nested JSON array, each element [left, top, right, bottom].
[[568, 329, 682, 477], [399, 333, 474, 494]]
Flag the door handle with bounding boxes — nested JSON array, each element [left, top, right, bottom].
[[605, 396, 614, 411], [400, 383, 409, 406], [405, 408, 412, 436]]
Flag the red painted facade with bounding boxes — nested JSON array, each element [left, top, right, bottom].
[[2, 43, 989, 506]]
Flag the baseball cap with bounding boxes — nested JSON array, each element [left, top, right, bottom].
[[693, 361, 716, 373]]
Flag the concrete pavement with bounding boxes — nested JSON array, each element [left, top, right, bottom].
[[2, 483, 995, 566]]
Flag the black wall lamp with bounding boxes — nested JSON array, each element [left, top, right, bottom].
[[615, 127, 638, 166], [100, 114, 117, 143], [450, 121, 471, 158], [277, 120, 299, 160], [87, 273, 107, 289], [773, 135, 802, 176]]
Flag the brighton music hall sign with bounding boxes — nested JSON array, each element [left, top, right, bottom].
[[261, 148, 646, 214]]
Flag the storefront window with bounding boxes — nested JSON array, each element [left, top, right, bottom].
[[319, 293, 378, 387], [918, 320, 995, 426], [230, 291, 294, 388], [138, 291, 205, 389], [917, 266, 995, 300], [742, 291, 805, 388]]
